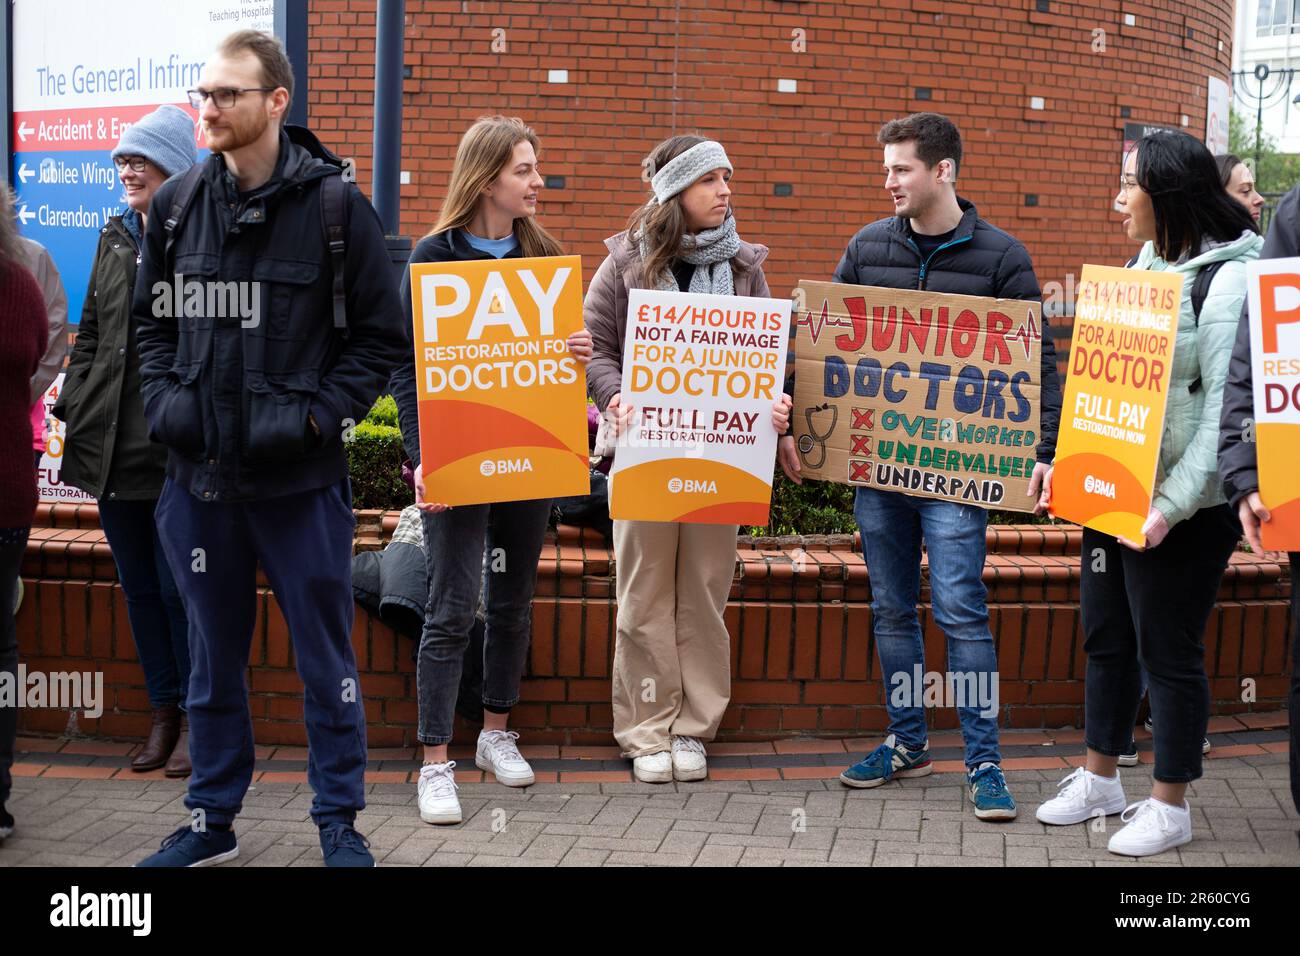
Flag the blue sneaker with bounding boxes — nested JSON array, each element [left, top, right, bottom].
[[136, 824, 239, 867], [968, 762, 1017, 820], [839, 733, 933, 789], [320, 823, 375, 867]]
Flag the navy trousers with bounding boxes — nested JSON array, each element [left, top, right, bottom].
[[155, 477, 365, 827]]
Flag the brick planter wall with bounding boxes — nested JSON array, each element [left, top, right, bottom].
[[16, 503, 1293, 747]]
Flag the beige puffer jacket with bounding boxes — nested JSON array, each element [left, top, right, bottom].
[[583, 230, 772, 416]]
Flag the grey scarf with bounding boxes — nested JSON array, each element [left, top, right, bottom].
[[643, 211, 741, 296]]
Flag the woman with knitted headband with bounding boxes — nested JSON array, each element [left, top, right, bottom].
[[389, 115, 593, 825], [585, 134, 792, 783]]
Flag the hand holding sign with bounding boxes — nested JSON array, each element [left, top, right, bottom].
[[791, 280, 1042, 510], [414, 471, 451, 514], [608, 289, 792, 524], [409, 256, 591, 506], [1049, 265, 1181, 544]]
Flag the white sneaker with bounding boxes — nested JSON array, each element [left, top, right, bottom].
[[417, 760, 462, 825], [671, 736, 708, 781], [1035, 767, 1127, 825], [632, 751, 673, 783], [1107, 798, 1193, 856], [475, 729, 535, 787]]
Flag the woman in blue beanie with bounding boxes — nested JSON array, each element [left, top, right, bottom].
[[52, 104, 199, 776]]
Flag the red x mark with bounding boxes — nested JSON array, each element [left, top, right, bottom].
[[849, 459, 872, 482], [852, 408, 873, 430], [851, 435, 872, 456]]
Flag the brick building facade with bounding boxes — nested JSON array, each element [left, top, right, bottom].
[[308, 0, 1237, 308]]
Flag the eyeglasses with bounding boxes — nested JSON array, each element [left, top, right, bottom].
[[113, 156, 149, 172], [1118, 177, 1140, 193], [187, 87, 276, 110]]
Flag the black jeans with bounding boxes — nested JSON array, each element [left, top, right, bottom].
[[1, 528, 30, 806], [1081, 504, 1241, 784], [416, 499, 551, 746]]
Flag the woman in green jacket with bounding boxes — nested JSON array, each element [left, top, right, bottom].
[[1037, 130, 1261, 857], [52, 106, 197, 776]]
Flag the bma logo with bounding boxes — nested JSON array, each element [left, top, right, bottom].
[[667, 477, 717, 494], [480, 458, 533, 477], [1083, 474, 1116, 499]]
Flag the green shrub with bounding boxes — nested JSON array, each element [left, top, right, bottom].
[[346, 419, 410, 511], [365, 394, 399, 427], [750, 475, 857, 536]]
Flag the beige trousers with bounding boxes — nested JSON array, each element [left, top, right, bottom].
[[611, 519, 738, 757]]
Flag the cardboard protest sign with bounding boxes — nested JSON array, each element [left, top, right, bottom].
[[1049, 264, 1181, 544], [608, 289, 791, 524], [791, 281, 1041, 510], [409, 256, 590, 506], [38, 373, 95, 504], [1245, 259, 1300, 549]]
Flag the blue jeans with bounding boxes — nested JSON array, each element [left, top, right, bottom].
[[416, 498, 551, 745], [97, 499, 191, 710], [155, 477, 365, 827], [854, 487, 1000, 768]]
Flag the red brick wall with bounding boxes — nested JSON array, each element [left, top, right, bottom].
[[308, 0, 1236, 307], [17, 507, 1292, 746]]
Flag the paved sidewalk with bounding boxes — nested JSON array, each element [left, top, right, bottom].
[[2, 751, 1296, 867]]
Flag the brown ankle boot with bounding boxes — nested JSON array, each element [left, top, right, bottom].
[[164, 716, 191, 778], [132, 705, 181, 772]]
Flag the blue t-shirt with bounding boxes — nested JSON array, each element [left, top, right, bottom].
[[462, 229, 519, 259]]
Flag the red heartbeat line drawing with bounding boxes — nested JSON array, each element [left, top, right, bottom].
[[1008, 308, 1041, 360], [795, 300, 851, 345]]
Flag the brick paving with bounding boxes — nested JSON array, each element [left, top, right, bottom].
[[2, 729, 1296, 867]]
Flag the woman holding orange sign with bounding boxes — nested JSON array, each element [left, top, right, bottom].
[[584, 134, 790, 783], [389, 116, 592, 826], [1037, 130, 1260, 856]]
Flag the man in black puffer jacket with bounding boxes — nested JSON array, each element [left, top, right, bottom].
[[780, 113, 1063, 822]]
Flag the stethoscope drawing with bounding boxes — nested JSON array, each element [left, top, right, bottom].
[[798, 403, 837, 470]]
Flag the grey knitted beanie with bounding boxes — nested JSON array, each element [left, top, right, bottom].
[[650, 140, 733, 204], [111, 105, 198, 178]]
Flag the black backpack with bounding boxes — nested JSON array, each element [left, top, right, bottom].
[[162, 144, 350, 338]]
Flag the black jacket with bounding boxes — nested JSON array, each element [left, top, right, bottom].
[[388, 228, 523, 469], [1219, 185, 1300, 507], [53, 211, 169, 500], [134, 127, 408, 502], [790, 198, 1062, 463]]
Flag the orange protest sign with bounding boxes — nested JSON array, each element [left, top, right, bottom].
[[409, 256, 590, 506], [1050, 264, 1182, 543], [1245, 259, 1300, 549]]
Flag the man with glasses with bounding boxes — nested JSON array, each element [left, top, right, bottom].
[[133, 30, 406, 867]]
